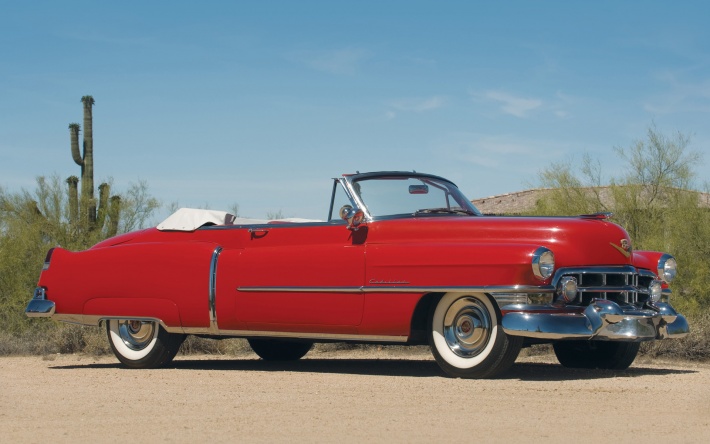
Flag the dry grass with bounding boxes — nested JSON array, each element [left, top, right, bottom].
[[641, 311, 710, 360], [0, 324, 110, 357], [179, 335, 252, 356]]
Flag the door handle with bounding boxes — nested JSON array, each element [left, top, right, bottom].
[[248, 228, 269, 239]]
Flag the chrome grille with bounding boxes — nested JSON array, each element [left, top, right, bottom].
[[553, 266, 655, 306]]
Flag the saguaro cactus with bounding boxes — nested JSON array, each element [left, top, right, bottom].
[[80, 95, 95, 215], [66, 175, 79, 224], [108, 195, 121, 237], [67, 95, 120, 235], [97, 183, 110, 229]]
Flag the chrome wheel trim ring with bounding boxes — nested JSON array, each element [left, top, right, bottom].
[[117, 320, 157, 351], [443, 297, 492, 358]]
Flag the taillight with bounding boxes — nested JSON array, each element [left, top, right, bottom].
[[42, 248, 55, 271]]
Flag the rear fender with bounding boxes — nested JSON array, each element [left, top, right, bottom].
[[41, 242, 221, 329]]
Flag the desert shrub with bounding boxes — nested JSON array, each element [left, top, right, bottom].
[[641, 311, 710, 361]]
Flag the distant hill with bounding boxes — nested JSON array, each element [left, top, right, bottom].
[[472, 187, 710, 215]]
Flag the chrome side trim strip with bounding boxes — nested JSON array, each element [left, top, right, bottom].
[[52, 313, 409, 343], [237, 285, 555, 294], [177, 327, 408, 343], [209, 246, 223, 333], [239, 286, 364, 293]]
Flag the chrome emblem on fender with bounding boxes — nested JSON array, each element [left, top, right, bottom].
[[610, 239, 632, 258], [369, 279, 410, 285]]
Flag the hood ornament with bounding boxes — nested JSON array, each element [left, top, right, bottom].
[[610, 239, 632, 258]]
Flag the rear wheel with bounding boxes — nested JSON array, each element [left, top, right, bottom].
[[429, 293, 522, 378], [248, 338, 313, 361], [553, 340, 640, 370], [106, 319, 185, 369]]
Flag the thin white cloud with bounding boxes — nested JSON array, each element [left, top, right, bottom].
[[389, 96, 446, 113], [433, 132, 568, 171], [476, 90, 543, 118], [644, 71, 710, 114], [402, 56, 438, 66], [289, 48, 370, 75], [550, 91, 576, 119]]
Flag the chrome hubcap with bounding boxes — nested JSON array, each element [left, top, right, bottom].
[[117, 320, 156, 351], [443, 297, 492, 358]]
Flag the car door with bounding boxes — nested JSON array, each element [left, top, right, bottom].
[[234, 223, 367, 333]]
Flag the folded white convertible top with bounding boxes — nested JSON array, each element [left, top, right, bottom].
[[157, 208, 236, 231]]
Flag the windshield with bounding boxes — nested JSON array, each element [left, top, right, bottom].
[[350, 175, 480, 219]]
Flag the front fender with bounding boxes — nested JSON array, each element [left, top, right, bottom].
[[366, 243, 547, 287]]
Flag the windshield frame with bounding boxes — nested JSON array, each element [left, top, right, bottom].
[[331, 171, 481, 221]]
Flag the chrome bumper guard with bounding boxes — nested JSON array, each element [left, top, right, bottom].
[[501, 299, 689, 341], [25, 287, 56, 318]]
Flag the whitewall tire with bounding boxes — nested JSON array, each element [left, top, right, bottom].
[[429, 293, 522, 378], [106, 319, 185, 369]]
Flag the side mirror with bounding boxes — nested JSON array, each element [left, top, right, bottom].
[[339, 205, 365, 231]]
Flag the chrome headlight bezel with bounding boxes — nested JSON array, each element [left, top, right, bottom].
[[532, 247, 555, 280], [657, 254, 677, 283]]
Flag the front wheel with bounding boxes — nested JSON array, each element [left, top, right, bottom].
[[429, 293, 522, 379], [553, 340, 640, 370], [106, 319, 185, 369], [248, 338, 313, 361]]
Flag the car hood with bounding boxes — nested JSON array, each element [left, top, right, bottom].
[[367, 215, 636, 268]]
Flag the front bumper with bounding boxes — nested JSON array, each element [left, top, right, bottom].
[[501, 299, 689, 341]]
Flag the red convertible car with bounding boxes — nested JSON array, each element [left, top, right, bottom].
[[26, 171, 689, 378]]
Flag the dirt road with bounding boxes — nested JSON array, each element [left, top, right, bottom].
[[2, 349, 709, 443]]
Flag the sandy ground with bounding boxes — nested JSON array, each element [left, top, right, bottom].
[[1, 349, 709, 443]]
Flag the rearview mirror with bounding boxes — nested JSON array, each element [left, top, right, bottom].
[[409, 184, 429, 195]]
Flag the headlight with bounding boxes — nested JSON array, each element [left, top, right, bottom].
[[657, 254, 677, 283], [532, 247, 555, 280]]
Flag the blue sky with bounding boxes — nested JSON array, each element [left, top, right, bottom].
[[2, 1, 709, 222]]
